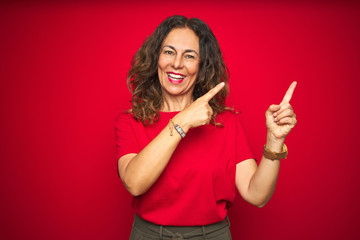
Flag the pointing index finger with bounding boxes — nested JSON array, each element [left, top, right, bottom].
[[281, 81, 297, 104], [201, 82, 225, 102]]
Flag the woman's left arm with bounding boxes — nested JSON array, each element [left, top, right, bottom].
[[235, 81, 297, 208]]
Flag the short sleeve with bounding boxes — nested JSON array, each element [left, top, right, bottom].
[[235, 113, 255, 163], [115, 112, 141, 160]]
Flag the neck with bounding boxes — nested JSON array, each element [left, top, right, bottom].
[[160, 92, 193, 112]]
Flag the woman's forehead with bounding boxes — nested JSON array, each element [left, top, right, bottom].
[[162, 28, 199, 52]]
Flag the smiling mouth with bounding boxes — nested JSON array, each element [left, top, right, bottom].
[[167, 72, 186, 84]]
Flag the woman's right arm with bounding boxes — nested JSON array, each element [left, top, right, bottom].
[[118, 117, 185, 197], [118, 82, 225, 196]]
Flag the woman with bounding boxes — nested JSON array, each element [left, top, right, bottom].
[[115, 15, 297, 239]]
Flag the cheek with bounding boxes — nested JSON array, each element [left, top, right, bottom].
[[158, 55, 169, 71], [186, 62, 200, 77]]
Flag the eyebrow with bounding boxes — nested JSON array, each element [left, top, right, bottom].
[[163, 45, 199, 56]]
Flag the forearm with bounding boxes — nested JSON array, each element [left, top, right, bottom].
[[122, 115, 188, 196], [238, 82, 297, 207], [247, 133, 284, 207]]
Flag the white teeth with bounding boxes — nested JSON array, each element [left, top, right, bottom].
[[168, 73, 185, 79]]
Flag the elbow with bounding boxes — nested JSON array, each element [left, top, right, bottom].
[[247, 191, 273, 208], [125, 182, 144, 197], [122, 176, 146, 197], [128, 187, 143, 197], [255, 202, 266, 208], [247, 198, 268, 208]]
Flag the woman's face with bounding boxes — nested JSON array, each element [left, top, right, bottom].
[[158, 27, 200, 99]]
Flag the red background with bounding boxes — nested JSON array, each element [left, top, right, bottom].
[[1, 1, 360, 239]]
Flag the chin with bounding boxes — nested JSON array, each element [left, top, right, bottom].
[[164, 87, 186, 96]]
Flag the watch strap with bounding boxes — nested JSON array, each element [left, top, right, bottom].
[[263, 144, 288, 160]]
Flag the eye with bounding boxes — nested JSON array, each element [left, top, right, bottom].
[[164, 50, 174, 55], [185, 54, 195, 59]]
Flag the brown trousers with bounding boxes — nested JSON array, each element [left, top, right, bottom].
[[129, 214, 232, 240]]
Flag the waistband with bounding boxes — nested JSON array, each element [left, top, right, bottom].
[[132, 214, 230, 239]]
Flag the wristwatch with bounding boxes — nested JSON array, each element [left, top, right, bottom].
[[263, 144, 288, 160]]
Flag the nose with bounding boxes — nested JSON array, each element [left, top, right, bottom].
[[172, 54, 183, 69]]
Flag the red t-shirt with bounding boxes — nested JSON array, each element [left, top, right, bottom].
[[115, 110, 254, 226]]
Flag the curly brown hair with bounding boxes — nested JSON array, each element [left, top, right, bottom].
[[127, 15, 230, 125]]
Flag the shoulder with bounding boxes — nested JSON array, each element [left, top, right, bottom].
[[216, 107, 241, 122], [115, 110, 139, 126], [115, 110, 131, 120]]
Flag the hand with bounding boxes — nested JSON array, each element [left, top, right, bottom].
[[174, 82, 225, 130], [265, 81, 297, 140]]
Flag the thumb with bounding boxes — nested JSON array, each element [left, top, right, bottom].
[[266, 104, 280, 116]]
